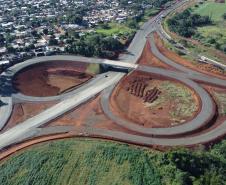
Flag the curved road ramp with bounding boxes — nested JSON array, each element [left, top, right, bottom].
[[0, 0, 226, 150]]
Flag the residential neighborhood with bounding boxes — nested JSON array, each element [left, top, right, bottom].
[[0, 0, 156, 70]]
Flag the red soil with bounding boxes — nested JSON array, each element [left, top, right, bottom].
[[0, 133, 72, 161], [0, 84, 224, 158], [47, 95, 130, 132], [110, 71, 199, 128], [13, 62, 92, 97], [1, 101, 57, 132], [138, 41, 173, 70]]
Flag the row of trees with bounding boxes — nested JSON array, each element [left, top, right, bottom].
[[167, 9, 212, 37]]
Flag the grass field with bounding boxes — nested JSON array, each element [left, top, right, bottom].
[[164, 0, 226, 64], [193, 1, 226, 22], [96, 8, 160, 35], [96, 23, 134, 36], [148, 81, 197, 122], [192, 1, 226, 53], [197, 24, 226, 45], [0, 138, 226, 185], [85, 63, 101, 75]]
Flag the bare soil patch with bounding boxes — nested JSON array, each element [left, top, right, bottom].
[[2, 101, 57, 132], [111, 71, 199, 128], [13, 61, 93, 97], [47, 95, 130, 132], [138, 41, 173, 69]]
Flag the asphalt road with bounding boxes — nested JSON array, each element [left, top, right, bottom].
[[0, 96, 12, 130], [6, 55, 136, 102], [76, 122, 226, 146], [0, 71, 124, 149], [149, 34, 226, 87], [0, 55, 133, 129], [0, 0, 226, 149], [101, 65, 215, 136]]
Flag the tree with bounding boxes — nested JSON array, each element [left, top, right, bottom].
[[223, 13, 226, 20], [100, 23, 110, 29], [6, 45, 16, 53], [43, 28, 48, 35], [221, 44, 226, 53], [31, 30, 38, 37], [69, 14, 83, 25], [0, 34, 5, 46], [127, 19, 138, 29], [167, 9, 211, 38], [49, 35, 58, 46]]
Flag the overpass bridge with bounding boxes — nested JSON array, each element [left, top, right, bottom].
[[100, 59, 138, 73], [5, 55, 137, 76]]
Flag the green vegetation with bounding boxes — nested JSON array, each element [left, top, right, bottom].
[[86, 63, 101, 75], [63, 0, 173, 59], [0, 138, 226, 185], [167, 9, 212, 37], [96, 8, 160, 37], [192, 1, 226, 54], [148, 81, 197, 122], [213, 92, 226, 115], [163, 20, 226, 65], [145, 8, 160, 17], [196, 25, 226, 52], [138, 8, 161, 26], [193, 2, 226, 22], [96, 22, 134, 36], [167, 1, 226, 54], [65, 33, 124, 59], [161, 82, 197, 120], [65, 5, 161, 59], [223, 13, 226, 20]]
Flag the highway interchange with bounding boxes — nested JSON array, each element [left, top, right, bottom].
[[0, 0, 226, 150]]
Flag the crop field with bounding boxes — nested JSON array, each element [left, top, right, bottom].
[[0, 139, 162, 185], [1, 138, 226, 185]]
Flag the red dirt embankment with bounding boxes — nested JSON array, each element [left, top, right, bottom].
[[154, 33, 226, 80], [138, 41, 174, 70], [13, 62, 92, 97]]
